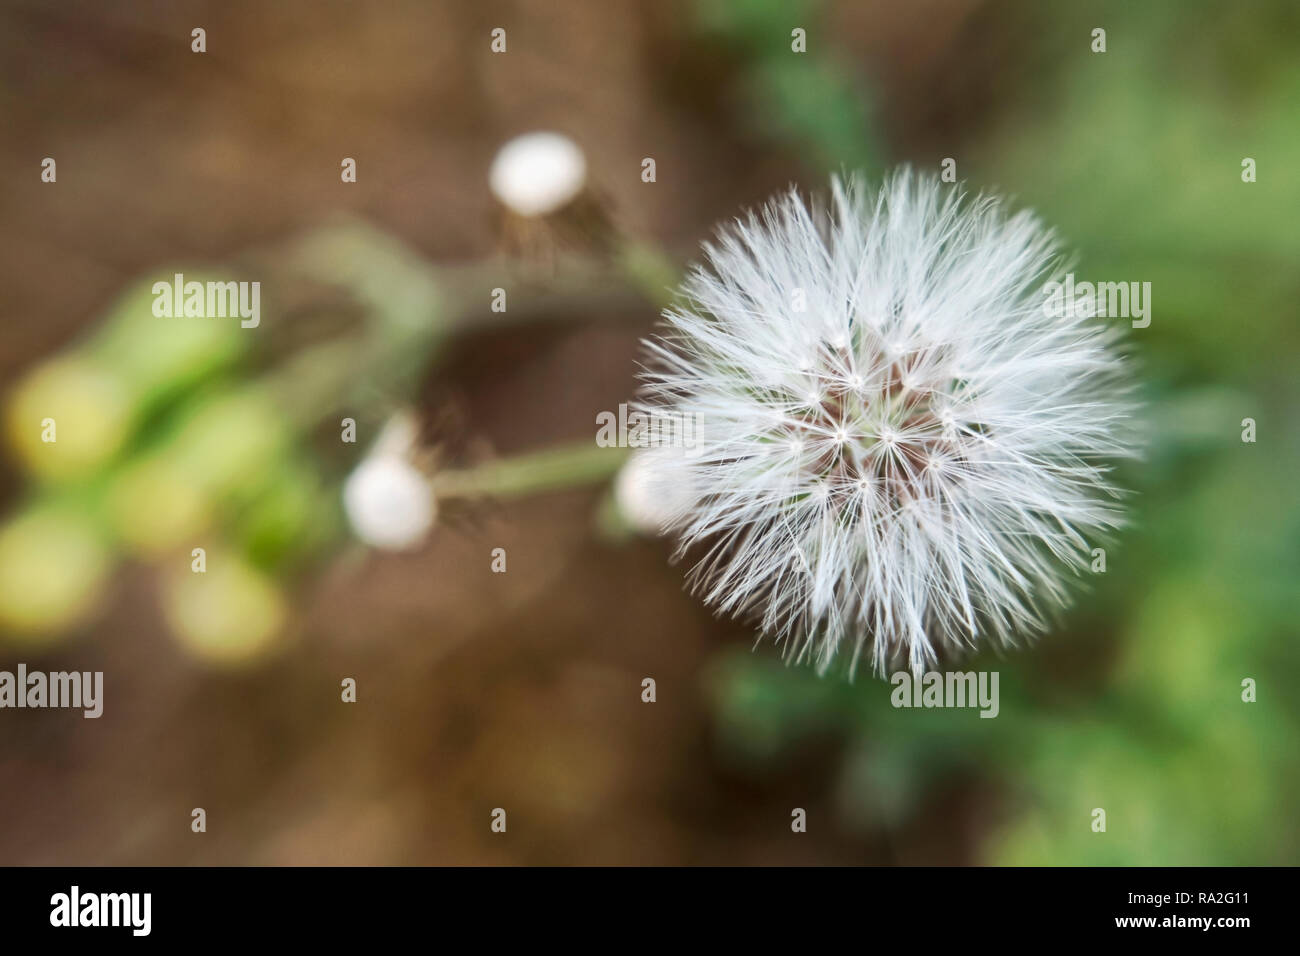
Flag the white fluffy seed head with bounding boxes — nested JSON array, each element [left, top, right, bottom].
[[343, 455, 436, 551], [637, 169, 1138, 677], [488, 131, 587, 217]]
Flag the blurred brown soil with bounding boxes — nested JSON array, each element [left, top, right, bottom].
[[0, 0, 998, 864]]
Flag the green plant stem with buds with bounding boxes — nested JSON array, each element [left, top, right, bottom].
[[265, 223, 673, 505]]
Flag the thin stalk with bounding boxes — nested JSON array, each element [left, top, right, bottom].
[[433, 442, 630, 501]]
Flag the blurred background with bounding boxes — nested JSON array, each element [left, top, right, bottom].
[[1, 0, 1297, 864]]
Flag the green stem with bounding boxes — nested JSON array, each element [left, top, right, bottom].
[[433, 442, 630, 501], [613, 239, 680, 312]]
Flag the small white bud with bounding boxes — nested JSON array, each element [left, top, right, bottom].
[[343, 456, 435, 550], [488, 131, 587, 217], [614, 448, 696, 535]]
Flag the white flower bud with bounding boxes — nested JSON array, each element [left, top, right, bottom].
[[343, 455, 435, 550], [489, 132, 587, 217], [614, 447, 696, 535]]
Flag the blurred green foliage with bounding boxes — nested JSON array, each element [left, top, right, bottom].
[[702, 0, 1300, 864], [694, 0, 881, 174], [0, 225, 445, 660]]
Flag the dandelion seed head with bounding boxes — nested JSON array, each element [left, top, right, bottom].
[[636, 170, 1138, 677]]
